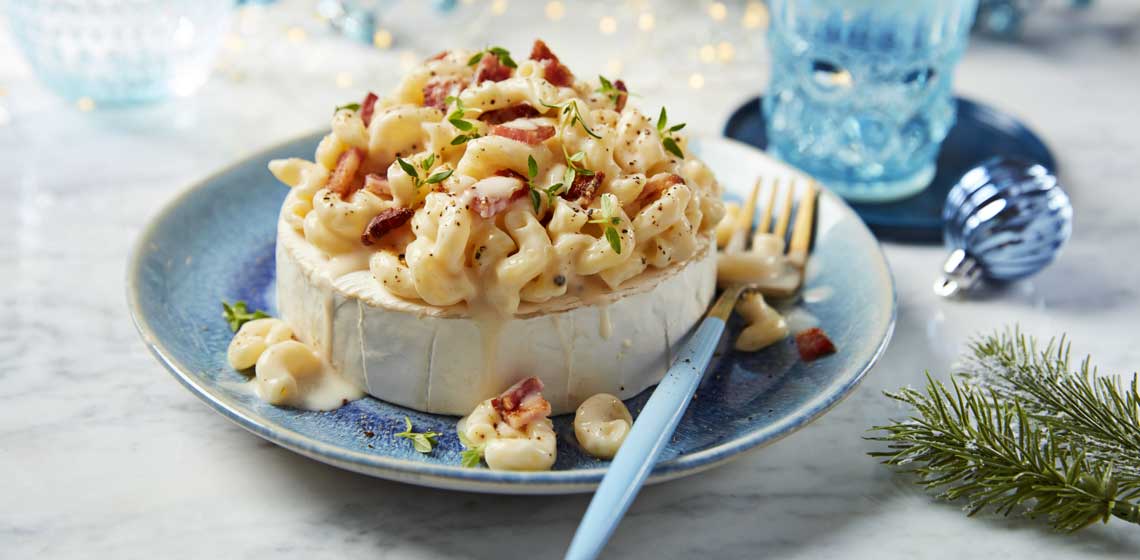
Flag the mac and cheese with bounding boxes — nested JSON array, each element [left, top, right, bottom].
[[269, 40, 724, 315], [459, 377, 557, 471]]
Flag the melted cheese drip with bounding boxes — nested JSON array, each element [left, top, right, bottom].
[[226, 318, 364, 411], [468, 300, 508, 400], [253, 354, 364, 411], [597, 305, 613, 340]]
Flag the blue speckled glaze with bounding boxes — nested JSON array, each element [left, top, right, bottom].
[[127, 133, 896, 494]]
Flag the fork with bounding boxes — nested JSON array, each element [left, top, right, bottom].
[[564, 177, 818, 560]]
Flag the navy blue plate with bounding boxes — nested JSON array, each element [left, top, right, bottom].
[[724, 96, 1056, 243], [127, 134, 895, 494]]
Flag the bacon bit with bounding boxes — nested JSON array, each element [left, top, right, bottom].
[[795, 328, 837, 362], [562, 172, 605, 206], [329, 148, 365, 199], [635, 173, 685, 206], [614, 80, 629, 112], [529, 39, 574, 87], [360, 92, 379, 127], [427, 50, 450, 62], [529, 40, 559, 64], [471, 180, 527, 218], [472, 53, 513, 85], [491, 377, 551, 431], [361, 208, 414, 246], [479, 104, 540, 125], [363, 173, 390, 197], [490, 124, 556, 145], [423, 77, 462, 111], [541, 62, 574, 88]]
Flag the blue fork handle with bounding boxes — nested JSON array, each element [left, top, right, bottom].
[[564, 316, 727, 560]]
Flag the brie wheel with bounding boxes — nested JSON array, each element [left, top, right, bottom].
[[275, 192, 717, 415]]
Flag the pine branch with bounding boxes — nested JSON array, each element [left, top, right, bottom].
[[870, 329, 1140, 532], [871, 375, 1140, 530], [959, 330, 1140, 479]]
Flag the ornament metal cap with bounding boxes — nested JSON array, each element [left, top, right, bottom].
[[935, 248, 983, 297]]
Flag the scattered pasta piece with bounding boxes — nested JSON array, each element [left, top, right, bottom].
[[733, 291, 789, 352], [254, 340, 323, 406], [227, 318, 294, 370], [573, 394, 633, 459], [225, 313, 362, 409], [458, 376, 557, 471]]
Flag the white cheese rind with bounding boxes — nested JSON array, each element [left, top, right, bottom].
[[276, 197, 716, 415]]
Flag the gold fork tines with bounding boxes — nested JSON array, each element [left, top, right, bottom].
[[786, 180, 818, 270], [714, 175, 819, 304], [726, 178, 762, 254], [772, 178, 795, 241]]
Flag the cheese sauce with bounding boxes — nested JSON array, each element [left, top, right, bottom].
[[226, 317, 364, 411], [251, 355, 364, 411], [597, 305, 613, 340], [468, 299, 508, 401], [325, 249, 372, 278]]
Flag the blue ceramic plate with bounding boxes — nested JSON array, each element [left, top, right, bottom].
[[127, 133, 895, 494]]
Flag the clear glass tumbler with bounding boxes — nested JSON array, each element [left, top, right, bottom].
[[6, 0, 234, 104], [764, 0, 978, 202]]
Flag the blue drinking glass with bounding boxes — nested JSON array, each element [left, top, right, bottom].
[[5, 0, 234, 104], [764, 0, 979, 202]]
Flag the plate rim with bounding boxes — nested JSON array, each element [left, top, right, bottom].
[[126, 131, 897, 494]]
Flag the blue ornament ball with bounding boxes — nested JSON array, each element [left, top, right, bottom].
[[936, 157, 1072, 296]]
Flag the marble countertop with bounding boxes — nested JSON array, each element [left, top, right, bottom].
[[4, 1, 1140, 557]]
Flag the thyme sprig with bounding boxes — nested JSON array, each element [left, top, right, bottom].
[[467, 46, 517, 69], [560, 145, 594, 189], [596, 75, 623, 106], [870, 329, 1140, 532], [396, 153, 453, 194], [457, 431, 485, 468], [656, 107, 686, 159], [445, 96, 482, 145], [333, 102, 360, 115], [394, 417, 441, 454], [538, 97, 600, 191], [587, 193, 624, 255], [542, 99, 602, 140], [525, 155, 564, 214], [221, 300, 269, 332]]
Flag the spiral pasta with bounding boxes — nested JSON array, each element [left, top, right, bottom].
[[267, 40, 724, 315]]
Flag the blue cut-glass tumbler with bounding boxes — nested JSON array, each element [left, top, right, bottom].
[[764, 0, 979, 202]]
